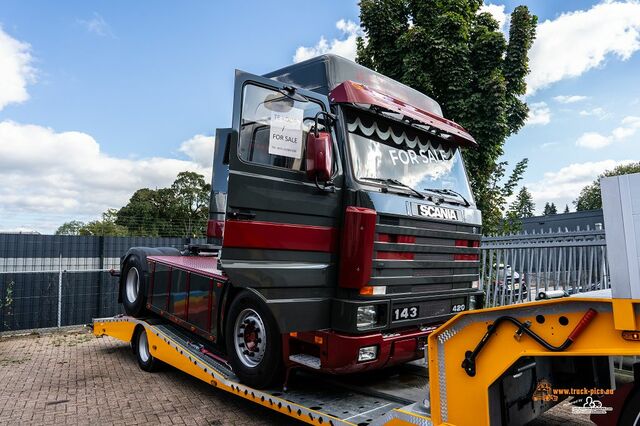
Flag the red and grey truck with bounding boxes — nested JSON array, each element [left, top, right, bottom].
[[117, 54, 483, 389]]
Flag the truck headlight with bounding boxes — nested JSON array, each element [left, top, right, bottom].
[[357, 305, 379, 329], [358, 345, 378, 362]]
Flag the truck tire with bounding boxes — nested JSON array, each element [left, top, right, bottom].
[[121, 255, 147, 317], [618, 387, 640, 426], [225, 291, 283, 389], [132, 326, 161, 372]]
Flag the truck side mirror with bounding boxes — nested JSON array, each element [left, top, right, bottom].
[[305, 131, 333, 182]]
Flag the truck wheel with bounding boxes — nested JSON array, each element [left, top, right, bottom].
[[121, 255, 147, 317], [618, 388, 640, 426], [133, 327, 161, 372], [225, 292, 283, 389]]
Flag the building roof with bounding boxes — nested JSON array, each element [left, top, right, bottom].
[[521, 209, 604, 232]]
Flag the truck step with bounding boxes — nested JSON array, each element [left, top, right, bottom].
[[289, 354, 321, 369]]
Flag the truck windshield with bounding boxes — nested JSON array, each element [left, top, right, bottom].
[[346, 110, 474, 205]]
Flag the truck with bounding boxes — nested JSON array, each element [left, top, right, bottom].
[[95, 63, 640, 424], [116, 54, 483, 389]]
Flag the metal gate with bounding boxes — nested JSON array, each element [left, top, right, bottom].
[[480, 227, 609, 307]]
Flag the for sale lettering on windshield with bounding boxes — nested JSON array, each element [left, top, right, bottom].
[[268, 108, 304, 159], [388, 148, 450, 165]]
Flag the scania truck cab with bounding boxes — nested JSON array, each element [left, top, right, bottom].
[[119, 54, 482, 388]]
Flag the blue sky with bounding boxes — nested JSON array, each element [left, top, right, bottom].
[[1, 1, 639, 232]]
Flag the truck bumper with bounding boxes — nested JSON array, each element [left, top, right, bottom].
[[289, 327, 434, 374]]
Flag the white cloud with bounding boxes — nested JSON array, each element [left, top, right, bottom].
[[0, 25, 35, 111], [575, 115, 640, 149], [576, 132, 612, 149], [527, 1, 640, 94], [527, 159, 634, 211], [579, 107, 608, 119], [479, 3, 508, 33], [553, 95, 588, 104], [178, 134, 215, 168], [78, 12, 114, 37], [525, 102, 551, 126], [613, 115, 640, 138], [621, 115, 640, 125], [0, 120, 211, 232], [293, 19, 361, 63]]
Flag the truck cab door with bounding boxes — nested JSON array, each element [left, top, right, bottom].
[[220, 70, 343, 296]]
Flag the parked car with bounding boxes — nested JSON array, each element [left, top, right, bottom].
[[491, 264, 529, 301]]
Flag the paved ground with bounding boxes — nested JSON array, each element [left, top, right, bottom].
[[0, 328, 594, 425], [0, 329, 299, 425]]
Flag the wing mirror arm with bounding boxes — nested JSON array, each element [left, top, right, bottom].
[[311, 111, 337, 137]]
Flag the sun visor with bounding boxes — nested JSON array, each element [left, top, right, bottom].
[[329, 80, 477, 148]]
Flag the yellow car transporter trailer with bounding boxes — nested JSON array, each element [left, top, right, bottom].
[[93, 296, 640, 425]]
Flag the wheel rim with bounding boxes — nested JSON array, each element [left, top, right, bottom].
[[125, 267, 140, 304], [138, 330, 150, 363], [233, 308, 266, 368]]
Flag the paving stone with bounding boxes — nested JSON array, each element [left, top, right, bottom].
[[0, 328, 589, 425]]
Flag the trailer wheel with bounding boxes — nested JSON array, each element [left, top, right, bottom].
[[618, 388, 640, 426], [133, 327, 161, 372], [225, 292, 283, 389], [121, 255, 147, 317]]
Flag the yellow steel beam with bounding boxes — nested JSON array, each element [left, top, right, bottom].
[[427, 298, 640, 426], [93, 318, 136, 343], [612, 299, 637, 331]]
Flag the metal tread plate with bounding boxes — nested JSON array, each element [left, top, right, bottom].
[[147, 255, 227, 280], [155, 321, 410, 425]]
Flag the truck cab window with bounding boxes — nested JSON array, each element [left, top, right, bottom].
[[346, 109, 475, 205], [238, 84, 324, 172]]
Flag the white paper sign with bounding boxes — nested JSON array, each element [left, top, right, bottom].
[[268, 108, 304, 159]]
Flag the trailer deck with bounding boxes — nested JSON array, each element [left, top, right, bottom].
[[93, 315, 432, 426], [94, 296, 640, 425]]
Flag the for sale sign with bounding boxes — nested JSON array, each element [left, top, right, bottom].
[[268, 108, 304, 159]]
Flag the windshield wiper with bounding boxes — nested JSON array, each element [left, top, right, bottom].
[[360, 177, 425, 199], [424, 188, 471, 207]]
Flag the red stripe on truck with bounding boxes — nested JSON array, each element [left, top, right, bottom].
[[223, 220, 338, 253]]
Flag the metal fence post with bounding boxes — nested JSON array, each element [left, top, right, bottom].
[[57, 253, 63, 328], [97, 236, 105, 318]]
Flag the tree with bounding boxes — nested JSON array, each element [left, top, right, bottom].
[[78, 209, 128, 236], [543, 202, 557, 215], [115, 171, 210, 237], [357, 0, 537, 235], [115, 188, 179, 236], [574, 162, 640, 211], [509, 186, 535, 218], [564, 204, 570, 214], [171, 171, 211, 237], [55, 220, 85, 235]]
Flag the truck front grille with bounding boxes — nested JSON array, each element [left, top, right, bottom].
[[371, 214, 480, 295]]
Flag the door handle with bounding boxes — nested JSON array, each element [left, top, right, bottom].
[[228, 211, 256, 220]]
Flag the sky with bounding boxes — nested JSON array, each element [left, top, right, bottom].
[[0, 1, 639, 233]]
